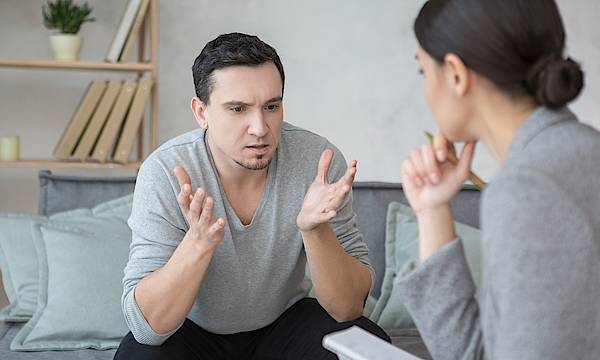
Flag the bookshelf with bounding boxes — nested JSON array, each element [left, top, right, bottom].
[[0, 0, 159, 170]]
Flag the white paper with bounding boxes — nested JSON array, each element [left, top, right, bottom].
[[322, 326, 424, 360]]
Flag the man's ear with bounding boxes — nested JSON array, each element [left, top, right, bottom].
[[444, 53, 471, 97], [191, 97, 209, 129]]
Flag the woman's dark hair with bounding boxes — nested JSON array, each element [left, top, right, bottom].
[[414, 0, 584, 109], [192, 32, 285, 105]]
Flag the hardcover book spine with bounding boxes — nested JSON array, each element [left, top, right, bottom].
[[112, 78, 153, 164], [91, 79, 137, 163], [53, 80, 107, 161], [118, 0, 151, 63], [105, 0, 143, 63], [73, 79, 122, 161]]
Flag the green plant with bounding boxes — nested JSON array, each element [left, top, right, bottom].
[[42, 0, 94, 34]]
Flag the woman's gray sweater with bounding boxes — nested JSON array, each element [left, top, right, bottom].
[[395, 107, 600, 359]]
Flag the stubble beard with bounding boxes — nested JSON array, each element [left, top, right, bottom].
[[235, 155, 272, 171]]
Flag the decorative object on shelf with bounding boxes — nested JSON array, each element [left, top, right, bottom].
[[42, 0, 95, 61], [0, 135, 20, 161]]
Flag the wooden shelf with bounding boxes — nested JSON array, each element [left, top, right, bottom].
[[0, 0, 159, 170], [0, 159, 142, 169], [0, 58, 153, 72]]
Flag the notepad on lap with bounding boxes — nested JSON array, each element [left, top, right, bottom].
[[322, 326, 424, 360]]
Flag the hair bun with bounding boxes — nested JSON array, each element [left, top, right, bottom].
[[526, 55, 584, 109]]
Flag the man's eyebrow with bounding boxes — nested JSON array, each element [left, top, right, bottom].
[[264, 96, 283, 104], [220, 97, 282, 107], [221, 100, 251, 107]]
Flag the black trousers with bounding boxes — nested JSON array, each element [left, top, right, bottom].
[[114, 298, 390, 360]]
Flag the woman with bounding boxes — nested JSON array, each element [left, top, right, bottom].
[[395, 0, 600, 359]]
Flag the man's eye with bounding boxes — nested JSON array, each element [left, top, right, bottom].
[[266, 105, 279, 110], [418, 69, 424, 76], [232, 107, 244, 113]]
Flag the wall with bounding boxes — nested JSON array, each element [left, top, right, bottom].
[[1, 0, 598, 214]]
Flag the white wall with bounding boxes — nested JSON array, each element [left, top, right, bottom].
[[1, 0, 598, 214]]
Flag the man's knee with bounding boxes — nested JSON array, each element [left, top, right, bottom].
[[113, 332, 175, 360]]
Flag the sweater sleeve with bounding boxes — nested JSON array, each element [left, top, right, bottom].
[[121, 158, 188, 345], [394, 238, 484, 360]]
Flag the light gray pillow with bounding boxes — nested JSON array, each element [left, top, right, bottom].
[[369, 202, 482, 329], [10, 194, 133, 351], [0, 214, 47, 322]]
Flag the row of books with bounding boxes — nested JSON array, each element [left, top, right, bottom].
[[105, 0, 151, 63], [53, 77, 153, 164]]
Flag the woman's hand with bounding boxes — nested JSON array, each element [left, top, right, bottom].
[[401, 129, 476, 214]]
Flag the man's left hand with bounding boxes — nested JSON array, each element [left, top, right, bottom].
[[297, 149, 357, 232]]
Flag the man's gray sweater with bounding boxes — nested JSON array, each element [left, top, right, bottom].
[[121, 122, 374, 346]]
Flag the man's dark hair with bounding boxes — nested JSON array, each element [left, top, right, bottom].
[[192, 32, 285, 105], [414, 0, 583, 109]]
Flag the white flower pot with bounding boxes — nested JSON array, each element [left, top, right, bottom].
[[49, 34, 83, 61]]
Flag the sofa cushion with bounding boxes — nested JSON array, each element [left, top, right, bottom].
[[369, 202, 482, 329], [352, 182, 480, 299]]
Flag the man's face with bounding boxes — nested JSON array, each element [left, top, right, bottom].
[[194, 62, 284, 172]]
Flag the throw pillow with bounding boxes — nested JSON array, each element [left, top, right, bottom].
[[0, 214, 47, 322], [10, 221, 131, 351], [0, 194, 134, 324], [6, 194, 133, 351], [369, 202, 482, 329]]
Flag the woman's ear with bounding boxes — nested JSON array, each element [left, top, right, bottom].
[[191, 97, 209, 129], [444, 53, 471, 97]]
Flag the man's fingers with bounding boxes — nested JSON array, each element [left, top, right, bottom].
[[213, 217, 226, 230], [189, 188, 206, 219], [317, 149, 334, 184], [199, 196, 216, 224], [341, 160, 358, 186], [174, 166, 192, 192]]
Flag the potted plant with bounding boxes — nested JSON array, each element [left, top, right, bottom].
[[42, 0, 94, 61]]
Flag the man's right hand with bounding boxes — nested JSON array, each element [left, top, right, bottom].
[[174, 166, 226, 248]]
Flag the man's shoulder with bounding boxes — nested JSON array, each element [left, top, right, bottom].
[[147, 128, 206, 162], [281, 122, 326, 142]]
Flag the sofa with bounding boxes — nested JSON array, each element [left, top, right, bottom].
[[0, 170, 481, 359]]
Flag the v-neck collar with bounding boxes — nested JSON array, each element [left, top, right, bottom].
[[203, 130, 277, 230]]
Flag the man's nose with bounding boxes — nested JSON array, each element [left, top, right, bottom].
[[248, 111, 268, 137]]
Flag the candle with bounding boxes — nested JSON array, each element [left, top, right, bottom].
[[0, 135, 20, 161]]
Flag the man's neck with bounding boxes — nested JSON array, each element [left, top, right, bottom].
[[206, 135, 270, 225]]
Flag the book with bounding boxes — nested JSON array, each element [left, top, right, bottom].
[[322, 326, 424, 360], [73, 79, 122, 161], [105, 0, 143, 63], [91, 79, 138, 163], [118, 0, 151, 63], [53, 79, 106, 161], [113, 77, 153, 164]]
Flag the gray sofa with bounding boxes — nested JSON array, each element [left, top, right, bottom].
[[0, 171, 481, 359]]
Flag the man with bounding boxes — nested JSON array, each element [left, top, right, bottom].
[[114, 32, 389, 359]]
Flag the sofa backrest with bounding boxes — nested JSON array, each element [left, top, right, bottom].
[[37, 172, 481, 299], [38, 170, 136, 216], [352, 181, 481, 298]]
